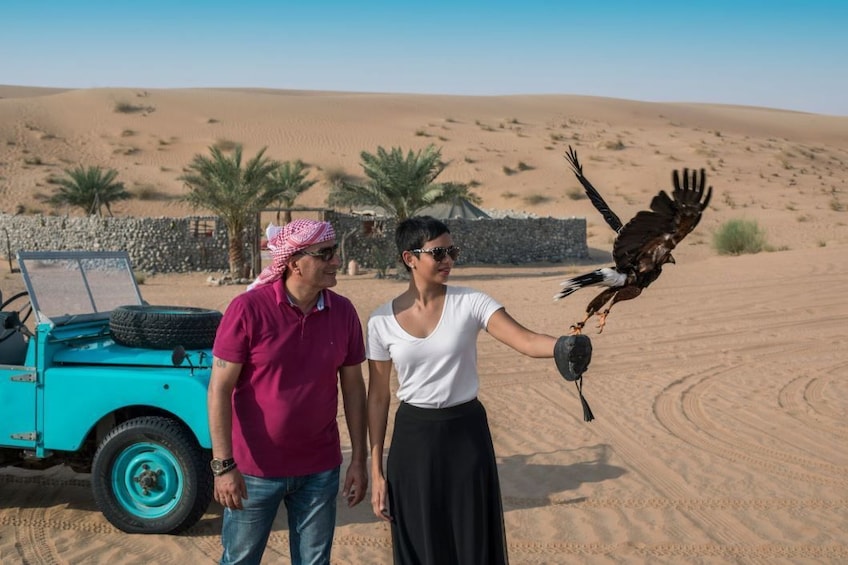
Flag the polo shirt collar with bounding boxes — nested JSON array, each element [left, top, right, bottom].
[[273, 279, 328, 312]]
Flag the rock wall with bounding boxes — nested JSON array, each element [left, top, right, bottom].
[[0, 214, 588, 274], [333, 216, 589, 273]]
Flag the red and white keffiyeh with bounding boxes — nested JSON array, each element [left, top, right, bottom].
[[247, 219, 335, 290]]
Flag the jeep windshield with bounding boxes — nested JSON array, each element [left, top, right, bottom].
[[17, 251, 144, 326]]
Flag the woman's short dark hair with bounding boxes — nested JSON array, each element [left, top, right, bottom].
[[395, 216, 450, 271]]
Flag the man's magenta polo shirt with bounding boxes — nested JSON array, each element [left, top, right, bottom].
[[213, 280, 365, 477]]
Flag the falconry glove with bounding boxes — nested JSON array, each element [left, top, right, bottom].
[[554, 334, 595, 422]]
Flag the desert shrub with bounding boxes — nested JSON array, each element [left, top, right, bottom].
[[567, 187, 586, 200], [323, 165, 352, 188], [523, 194, 551, 206], [214, 138, 239, 151], [133, 184, 169, 201], [114, 101, 153, 114], [114, 101, 140, 113], [713, 219, 767, 255], [15, 204, 43, 215]]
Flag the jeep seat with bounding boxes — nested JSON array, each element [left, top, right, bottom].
[[0, 311, 28, 366]]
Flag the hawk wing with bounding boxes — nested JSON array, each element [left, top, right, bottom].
[[565, 146, 623, 232], [613, 168, 712, 273]]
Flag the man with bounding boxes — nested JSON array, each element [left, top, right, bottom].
[[208, 219, 367, 565]]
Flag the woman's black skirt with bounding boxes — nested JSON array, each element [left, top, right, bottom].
[[386, 398, 508, 565]]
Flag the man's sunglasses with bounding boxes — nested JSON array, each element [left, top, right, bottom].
[[298, 243, 339, 262], [411, 246, 461, 262]]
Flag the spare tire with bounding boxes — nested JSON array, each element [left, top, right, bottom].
[[110, 305, 222, 350]]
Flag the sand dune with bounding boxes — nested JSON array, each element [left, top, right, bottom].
[[1, 87, 847, 564], [2, 86, 847, 254]]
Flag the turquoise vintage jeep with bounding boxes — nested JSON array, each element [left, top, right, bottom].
[[0, 250, 221, 534]]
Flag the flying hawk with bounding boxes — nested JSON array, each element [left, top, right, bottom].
[[556, 146, 712, 333]]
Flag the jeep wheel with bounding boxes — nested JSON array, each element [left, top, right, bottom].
[[109, 305, 222, 350], [91, 416, 213, 534]]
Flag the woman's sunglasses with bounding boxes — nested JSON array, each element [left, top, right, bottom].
[[298, 243, 339, 262], [411, 246, 461, 262]]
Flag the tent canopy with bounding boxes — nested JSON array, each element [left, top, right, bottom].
[[349, 199, 490, 220]]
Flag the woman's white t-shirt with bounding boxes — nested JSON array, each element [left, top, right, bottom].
[[367, 286, 502, 408]]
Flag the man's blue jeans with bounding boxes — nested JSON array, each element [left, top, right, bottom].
[[220, 467, 340, 565]]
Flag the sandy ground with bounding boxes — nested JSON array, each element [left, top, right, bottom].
[[0, 86, 847, 564]]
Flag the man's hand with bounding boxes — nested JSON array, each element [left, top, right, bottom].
[[342, 459, 368, 507], [214, 468, 247, 510]]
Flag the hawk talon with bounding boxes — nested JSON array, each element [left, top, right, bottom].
[[596, 312, 608, 334]]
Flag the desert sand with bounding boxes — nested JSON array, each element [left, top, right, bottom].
[[0, 87, 846, 564]]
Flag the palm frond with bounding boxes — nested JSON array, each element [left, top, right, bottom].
[[329, 144, 472, 219]]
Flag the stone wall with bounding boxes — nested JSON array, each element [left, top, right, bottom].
[[333, 216, 589, 272], [0, 215, 231, 274], [0, 213, 588, 274]]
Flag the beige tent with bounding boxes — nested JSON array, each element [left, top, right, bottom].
[[349, 199, 490, 220]]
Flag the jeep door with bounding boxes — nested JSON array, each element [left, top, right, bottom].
[[0, 364, 37, 449]]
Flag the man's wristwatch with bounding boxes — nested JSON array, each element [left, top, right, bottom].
[[210, 457, 237, 477]]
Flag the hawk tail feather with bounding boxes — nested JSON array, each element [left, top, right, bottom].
[[554, 268, 623, 301]]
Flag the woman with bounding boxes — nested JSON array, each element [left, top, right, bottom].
[[367, 216, 561, 565]]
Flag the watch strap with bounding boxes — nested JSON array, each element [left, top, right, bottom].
[[211, 457, 237, 476]]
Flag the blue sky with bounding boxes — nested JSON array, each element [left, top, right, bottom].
[[2, 0, 846, 115]]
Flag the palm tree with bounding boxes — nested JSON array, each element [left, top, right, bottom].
[[269, 160, 318, 224], [48, 166, 132, 216], [179, 144, 283, 277], [327, 144, 477, 220]]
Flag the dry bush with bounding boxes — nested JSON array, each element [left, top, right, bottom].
[[523, 193, 551, 206], [213, 138, 238, 151]]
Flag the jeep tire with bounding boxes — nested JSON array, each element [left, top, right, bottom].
[[110, 305, 222, 350], [91, 416, 213, 534]]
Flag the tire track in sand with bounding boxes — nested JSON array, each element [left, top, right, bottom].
[[780, 361, 848, 426], [655, 363, 848, 487], [504, 539, 848, 560]]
